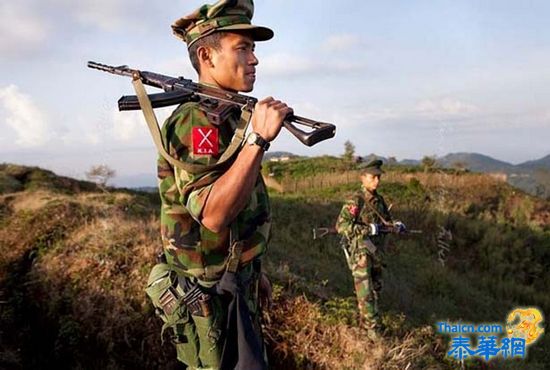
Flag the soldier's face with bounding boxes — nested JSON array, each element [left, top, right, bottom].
[[361, 173, 380, 192], [207, 32, 259, 92]]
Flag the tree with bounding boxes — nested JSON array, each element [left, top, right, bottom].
[[452, 161, 467, 172], [387, 156, 397, 166], [421, 156, 437, 172], [86, 164, 116, 190], [343, 140, 355, 162]]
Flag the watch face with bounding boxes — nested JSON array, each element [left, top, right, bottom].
[[246, 132, 269, 151], [248, 132, 258, 145]]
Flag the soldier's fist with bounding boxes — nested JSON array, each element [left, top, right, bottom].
[[250, 97, 293, 142], [393, 221, 407, 234]]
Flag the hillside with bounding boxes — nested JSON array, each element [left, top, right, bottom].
[[436, 152, 516, 172], [1, 163, 549, 369], [518, 154, 550, 171]]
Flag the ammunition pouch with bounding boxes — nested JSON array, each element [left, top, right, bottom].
[[145, 263, 222, 368], [180, 279, 213, 318], [145, 263, 189, 342]]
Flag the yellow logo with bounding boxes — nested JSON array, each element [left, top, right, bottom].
[[506, 307, 544, 345]]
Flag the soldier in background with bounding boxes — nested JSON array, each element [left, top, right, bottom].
[[145, 1, 292, 369], [336, 159, 406, 339]]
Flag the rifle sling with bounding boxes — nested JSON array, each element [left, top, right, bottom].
[[131, 76, 251, 175], [362, 194, 391, 226]]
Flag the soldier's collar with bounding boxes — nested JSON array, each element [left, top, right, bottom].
[[361, 185, 376, 200]]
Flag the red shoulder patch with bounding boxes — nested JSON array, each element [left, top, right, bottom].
[[192, 127, 219, 155], [348, 205, 359, 217]]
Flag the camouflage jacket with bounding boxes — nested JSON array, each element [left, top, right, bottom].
[[157, 101, 271, 281], [335, 187, 392, 248]]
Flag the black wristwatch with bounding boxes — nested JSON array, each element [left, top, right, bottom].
[[247, 132, 270, 152]]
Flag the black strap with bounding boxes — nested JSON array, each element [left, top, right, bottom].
[[216, 270, 266, 370]]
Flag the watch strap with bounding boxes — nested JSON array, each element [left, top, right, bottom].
[[248, 132, 270, 151]]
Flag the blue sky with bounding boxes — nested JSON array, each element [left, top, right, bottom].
[[1, 0, 549, 186]]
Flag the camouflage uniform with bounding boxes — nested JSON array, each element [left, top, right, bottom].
[[158, 101, 271, 281], [145, 1, 274, 369], [335, 162, 392, 334]]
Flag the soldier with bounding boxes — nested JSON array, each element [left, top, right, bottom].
[[145, 1, 292, 369], [335, 159, 406, 339]]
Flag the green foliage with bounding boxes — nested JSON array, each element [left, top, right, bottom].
[[342, 140, 355, 161], [262, 156, 357, 181], [0, 172, 24, 194], [0, 163, 98, 194], [421, 155, 438, 171]]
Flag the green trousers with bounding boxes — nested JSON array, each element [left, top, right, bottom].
[[349, 247, 383, 330]]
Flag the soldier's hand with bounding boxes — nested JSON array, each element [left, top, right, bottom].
[[251, 97, 293, 142], [392, 221, 407, 234]]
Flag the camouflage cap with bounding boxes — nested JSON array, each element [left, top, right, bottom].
[[361, 159, 385, 175], [172, 0, 274, 48]]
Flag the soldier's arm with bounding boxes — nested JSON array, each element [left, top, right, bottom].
[[335, 198, 360, 238], [201, 97, 292, 232]]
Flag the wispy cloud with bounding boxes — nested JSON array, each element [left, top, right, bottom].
[[51, 0, 162, 32], [64, 0, 131, 31], [0, 3, 50, 57], [414, 98, 479, 117], [260, 52, 364, 77], [0, 85, 52, 147], [112, 110, 148, 141]]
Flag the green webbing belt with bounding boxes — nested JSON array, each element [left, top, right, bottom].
[[131, 75, 251, 175]]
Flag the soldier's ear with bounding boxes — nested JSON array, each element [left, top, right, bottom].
[[197, 46, 215, 68]]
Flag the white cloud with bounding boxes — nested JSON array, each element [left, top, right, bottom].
[[111, 107, 171, 143], [260, 53, 314, 76], [414, 98, 479, 117], [321, 34, 361, 52], [112, 110, 147, 141], [0, 85, 52, 147], [50, 0, 159, 32], [0, 3, 50, 56], [67, 0, 127, 31], [260, 52, 363, 77]]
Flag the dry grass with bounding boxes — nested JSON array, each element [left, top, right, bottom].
[[264, 292, 450, 370], [268, 170, 506, 195]]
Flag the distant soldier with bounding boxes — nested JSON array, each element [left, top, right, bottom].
[[336, 159, 406, 339], [145, 1, 291, 369]]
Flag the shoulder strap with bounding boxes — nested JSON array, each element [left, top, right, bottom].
[[362, 193, 391, 225], [353, 191, 365, 225], [132, 77, 251, 175]]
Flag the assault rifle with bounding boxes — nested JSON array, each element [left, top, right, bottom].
[[87, 61, 336, 147], [313, 222, 422, 257], [312, 223, 422, 240]]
